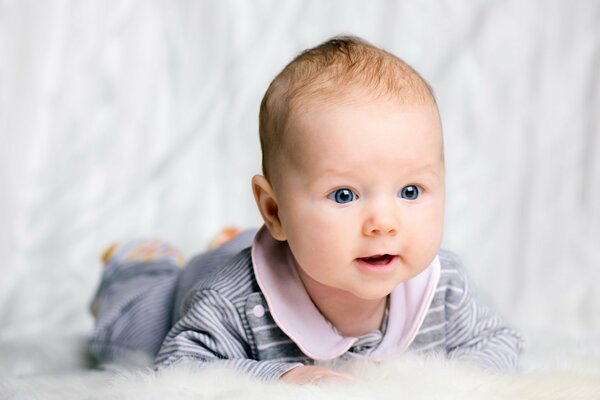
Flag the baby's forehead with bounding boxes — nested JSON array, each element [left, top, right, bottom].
[[285, 91, 439, 139], [279, 96, 443, 171]]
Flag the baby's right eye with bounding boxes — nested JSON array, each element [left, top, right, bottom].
[[327, 188, 358, 204]]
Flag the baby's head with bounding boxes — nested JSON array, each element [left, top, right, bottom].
[[252, 36, 445, 301]]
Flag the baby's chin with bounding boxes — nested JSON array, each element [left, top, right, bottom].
[[345, 285, 395, 301]]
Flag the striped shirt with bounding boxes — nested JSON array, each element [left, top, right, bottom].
[[154, 234, 522, 381]]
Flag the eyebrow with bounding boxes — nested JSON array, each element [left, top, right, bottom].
[[412, 164, 443, 178], [322, 164, 442, 178]]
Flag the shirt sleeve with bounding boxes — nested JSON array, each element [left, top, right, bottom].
[[443, 255, 523, 371], [154, 288, 304, 381]]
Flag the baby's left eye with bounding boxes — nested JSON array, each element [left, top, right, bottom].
[[328, 188, 357, 204], [399, 185, 420, 200]]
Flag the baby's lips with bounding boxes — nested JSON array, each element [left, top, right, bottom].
[[357, 254, 396, 265]]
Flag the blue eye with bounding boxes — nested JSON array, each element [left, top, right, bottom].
[[400, 185, 420, 200], [328, 188, 357, 204]]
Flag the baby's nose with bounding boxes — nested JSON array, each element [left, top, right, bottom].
[[362, 214, 398, 237]]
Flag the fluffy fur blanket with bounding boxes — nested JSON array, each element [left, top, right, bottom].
[[2, 335, 599, 400]]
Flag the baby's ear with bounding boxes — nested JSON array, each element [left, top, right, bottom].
[[251, 175, 286, 241]]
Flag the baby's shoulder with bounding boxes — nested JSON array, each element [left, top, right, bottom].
[[438, 248, 464, 270], [175, 247, 262, 321], [176, 248, 260, 312], [191, 247, 258, 297], [436, 248, 469, 289]]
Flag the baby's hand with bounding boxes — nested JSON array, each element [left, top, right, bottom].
[[280, 365, 354, 385]]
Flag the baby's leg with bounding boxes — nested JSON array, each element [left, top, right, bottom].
[[88, 240, 186, 365]]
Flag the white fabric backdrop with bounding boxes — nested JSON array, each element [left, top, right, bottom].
[[0, 0, 599, 374]]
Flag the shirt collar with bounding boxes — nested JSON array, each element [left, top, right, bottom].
[[251, 225, 441, 361]]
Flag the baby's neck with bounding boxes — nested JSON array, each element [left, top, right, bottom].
[[321, 295, 388, 337], [294, 267, 388, 337]]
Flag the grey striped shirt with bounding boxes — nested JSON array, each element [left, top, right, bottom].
[[154, 247, 522, 381]]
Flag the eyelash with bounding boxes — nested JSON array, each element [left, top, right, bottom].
[[327, 185, 423, 204], [327, 188, 358, 204], [399, 185, 421, 200]]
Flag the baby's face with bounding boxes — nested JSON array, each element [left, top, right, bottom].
[[271, 95, 445, 301]]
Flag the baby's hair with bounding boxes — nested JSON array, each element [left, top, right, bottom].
[[258, 35, 437, 182]]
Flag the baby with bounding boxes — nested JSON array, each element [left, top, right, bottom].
[[89, 36, 522, 384]]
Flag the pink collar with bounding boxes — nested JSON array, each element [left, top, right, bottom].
[[251, 225, 440, 361]]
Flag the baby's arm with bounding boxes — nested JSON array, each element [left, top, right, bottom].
[[442, 253, 523, 371], [154, 288, 303, 381]]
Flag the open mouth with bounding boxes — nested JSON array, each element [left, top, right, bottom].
[[357, 254, 395, 266]]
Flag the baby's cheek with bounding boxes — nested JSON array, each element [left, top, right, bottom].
[[287, 213, 327, 245], [398, 206, 437, 245], [416, 198, 444, 228], [414, 213, 444, 260], [299, 219, 344, 259]]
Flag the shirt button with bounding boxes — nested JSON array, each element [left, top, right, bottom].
[[252, 305, 265, 318]]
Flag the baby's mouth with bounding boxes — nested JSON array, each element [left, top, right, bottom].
[[357, 254, 395, 266]]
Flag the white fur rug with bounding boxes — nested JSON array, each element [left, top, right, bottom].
[[2, 336, 600, 400]]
